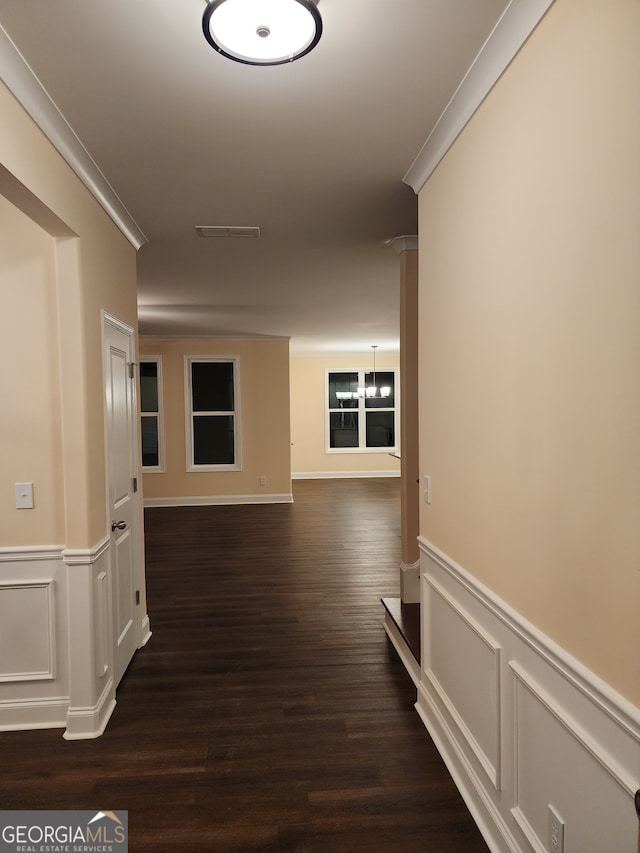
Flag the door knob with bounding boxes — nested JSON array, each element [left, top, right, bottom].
[[111, 520, 127, 531]]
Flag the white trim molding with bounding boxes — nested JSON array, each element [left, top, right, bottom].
[[63, 539, 117, 740], [423, 576, 502, 790], [400, 558, 420, 603], [0, 580, 56, 682], [139, 354, 165, 473], [0, 537, 128, 739], [138, 614, 153, 650], [0, 24, 146, 249], [62, 537, 110, 566], [63, 678, 116, 741], [0, 546, 68, 733], [292, 471, 400, 480], [403, 0, 555, 193], [0, 696, 69, 732], [144, 493, 294, 508], [415, 537, 640, 853], [387, 235, 418, 255], [184, 355, 242, 473], [0, 546, 64, 562]]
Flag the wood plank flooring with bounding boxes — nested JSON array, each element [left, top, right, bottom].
[[0, 478, 488, 852]]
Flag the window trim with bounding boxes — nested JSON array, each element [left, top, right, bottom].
[[184, 355, 242, 472], [325, 367, 399, 454], [140, 355, 164, 472]]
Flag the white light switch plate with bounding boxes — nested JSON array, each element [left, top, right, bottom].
[[15, 483, 34, 509]]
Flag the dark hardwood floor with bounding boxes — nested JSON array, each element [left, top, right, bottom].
[[0, 478, 488, 852]]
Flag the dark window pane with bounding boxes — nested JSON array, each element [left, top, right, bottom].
[[192, 362, 234, 412], [141, 416, 159, 466], [140, 362, 158, 412], [193, 415, 235, 465], [328, 372, 359, 409], [364, 371, 395, 408], [329, 412, 359, 448], [366, 411, 394, 447]]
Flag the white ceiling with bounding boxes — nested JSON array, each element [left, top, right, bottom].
[[0, 0, 510, 353]]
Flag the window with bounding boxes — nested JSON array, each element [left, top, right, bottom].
[[140, 358, 163, 470], [326, 369, 398, 452], [185, 357, 240, 470]]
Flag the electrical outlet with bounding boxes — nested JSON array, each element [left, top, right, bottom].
[[259, 476, 267, 486], [548, 805, 565, 853], [423, 475, 431, 504]]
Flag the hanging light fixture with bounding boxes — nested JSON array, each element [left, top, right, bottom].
[[357, 346, 391, 399], [202, 0, 323, 66]]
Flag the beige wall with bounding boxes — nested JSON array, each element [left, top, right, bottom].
[[0, 195, 64, 545], [0, 80, 139, 548], [139, 338, 292, 500], [290, 352, 401, 477], [418, 0, 640, 703]]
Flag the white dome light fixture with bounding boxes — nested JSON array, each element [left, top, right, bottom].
[[202, 0, 322, 66]]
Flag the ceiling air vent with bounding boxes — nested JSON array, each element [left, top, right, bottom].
[[195, 225, 260, 238]]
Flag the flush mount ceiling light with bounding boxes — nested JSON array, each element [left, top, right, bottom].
[[202, 0, 322, 66]]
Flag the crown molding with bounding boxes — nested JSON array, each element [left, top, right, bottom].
[[403, 0, 555, 194], [0, 24, 147, 250], [387, 236, 418, 255], [138, 334, 290, 343]]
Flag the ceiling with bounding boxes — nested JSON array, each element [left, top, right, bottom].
[[0, 0, 509, 353]]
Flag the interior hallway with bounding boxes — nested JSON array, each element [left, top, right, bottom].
[[0, 478, 488, 852]]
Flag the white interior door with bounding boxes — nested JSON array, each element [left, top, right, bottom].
[[104, 314, 138, 685]]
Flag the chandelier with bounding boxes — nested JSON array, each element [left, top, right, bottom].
[[360, 345, 391, 398]]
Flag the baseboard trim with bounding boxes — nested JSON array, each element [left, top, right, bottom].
[[415, 688, 520, 853], [64, 678, 116, 741], [292, 471, 400, 480], [144, 493, 294, 508], [138, 615, 152, 649], [0, 696, 68, 732]]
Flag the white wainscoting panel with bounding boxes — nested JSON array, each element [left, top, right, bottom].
[[0, 548, 69, 731], [423, 577, 501, 790], [0, 581, 55, 681], [416, 538, 640, 853], [510, 662, 637, 853], [63, 537, 116, 740], [0, 538, 121, 738]]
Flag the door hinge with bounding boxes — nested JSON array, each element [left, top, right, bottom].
[[128, 361, 137, 379], [132, 476, 138, 493], [135, 590, 140, 605]]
